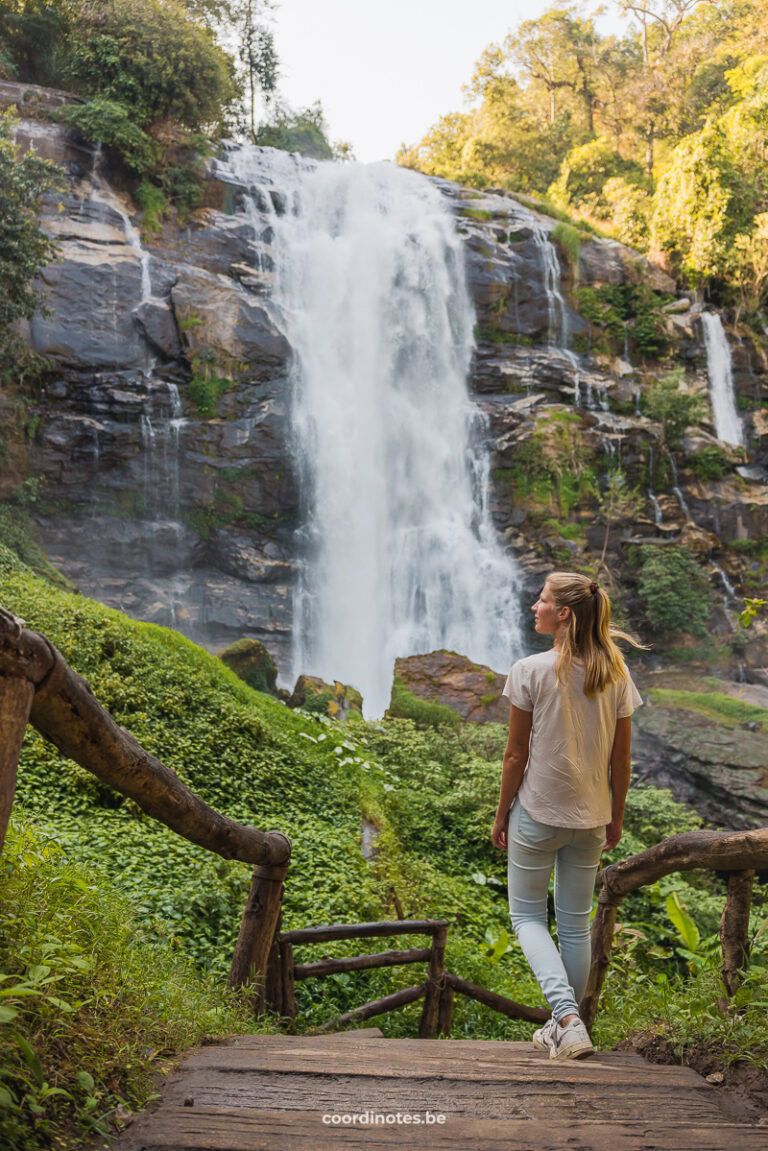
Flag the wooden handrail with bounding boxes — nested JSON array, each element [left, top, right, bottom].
[[279, 919, 449, 944], [580, 829, 768, 1029], [0, 606, 292, 1006]]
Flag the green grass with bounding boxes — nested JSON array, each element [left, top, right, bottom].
[[0, 820, 262, 1151], [648, 688, 768, 732]]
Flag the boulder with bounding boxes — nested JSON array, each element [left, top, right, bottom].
[[219, 636, 281, 696], [288, 675, 363, 719], [393, 650, 510, 724]]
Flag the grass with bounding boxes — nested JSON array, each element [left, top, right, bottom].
[[0, 820, 263, 1151], [648, 689, 768, 732]]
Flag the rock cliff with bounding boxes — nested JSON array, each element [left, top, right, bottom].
[[3, 82, 768, 689]]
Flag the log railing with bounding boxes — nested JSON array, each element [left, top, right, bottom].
[[579, 828, 768, 1029], [0, 607, 291, 1008], [264, 917, 549, 1036]]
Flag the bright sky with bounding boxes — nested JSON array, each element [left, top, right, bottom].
[[269, 1, 628, 163]]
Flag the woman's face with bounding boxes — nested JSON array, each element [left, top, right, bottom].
[[532, 581, 567, 636]]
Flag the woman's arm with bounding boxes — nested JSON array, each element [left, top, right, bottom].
[[491, 705, 533, 850], [605, 715, 632, 850]]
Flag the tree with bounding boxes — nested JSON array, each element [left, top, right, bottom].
[[616, 0, 709, 175], [0, 110, 60, 339], [596, 469, 645, 567], [642, 368, 707, 448], [254, 101, 334, 161], [635, 544, 711, 634]]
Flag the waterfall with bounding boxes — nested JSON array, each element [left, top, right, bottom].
[[647, 444, 663, 526], [227, 148, 524, 717], [531, 225, 583, 408], [701, 313, 744, 447]]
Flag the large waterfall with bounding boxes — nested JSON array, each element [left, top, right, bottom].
[[227, 149, 524, 716], [701, 312, 744, 447]]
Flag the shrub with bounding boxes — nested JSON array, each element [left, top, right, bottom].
[[63, 0, 239, 132], [133, 180, 166, 234], [687, 446, 730, 481], [388, 677, 461, 729], [55, 97, 158, 174], [254, 100, 334, 160], [548, 137, 648, 217], [642, 368, 707, 448], [635, 546, 712, 635]]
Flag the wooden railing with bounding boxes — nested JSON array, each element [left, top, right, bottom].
[[580, 828, 768, 1027], [264, 917, 549, 1036], [3, 606, 767, 1035], [0, 607, 291, 1009]]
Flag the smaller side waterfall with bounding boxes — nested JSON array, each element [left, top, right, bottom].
[[701, 313, 744, 447], [531, 225, 584, 407]]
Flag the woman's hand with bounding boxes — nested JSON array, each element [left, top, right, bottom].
[[603, 816, 623, 851], [491, 813, 508, 850]]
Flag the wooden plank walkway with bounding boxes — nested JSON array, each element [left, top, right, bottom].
[[116, 1030, 766, 1150]]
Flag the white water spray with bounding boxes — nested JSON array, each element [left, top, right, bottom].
[[228, 149, 524, 716], [701, 313, 744, 447]]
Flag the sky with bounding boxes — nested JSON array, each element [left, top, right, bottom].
[[267, 0, 629, 163]]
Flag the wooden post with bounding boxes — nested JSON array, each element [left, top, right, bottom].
[[228, 856, 289, 1014], [418, 924, 447, 1038], [280, 940, 297, 1030], [579, 893, 622, 1032], [436, 976, 454, 1037], [720, 869, 755, 1004], [0, 674, 35, 853], [264, 907, 283, 1016]]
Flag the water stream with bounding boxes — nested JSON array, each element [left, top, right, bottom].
[[227, 148, 524, 716], [701, 312, 744, 447]]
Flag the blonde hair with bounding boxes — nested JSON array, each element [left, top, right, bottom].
[[545, 570, 648, 697]]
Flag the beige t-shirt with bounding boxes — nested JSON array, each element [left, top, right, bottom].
[[502, 649, 643, 827]]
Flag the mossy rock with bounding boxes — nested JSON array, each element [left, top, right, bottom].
[[288, 674, 363, 719], [218, 637, 280, 697]]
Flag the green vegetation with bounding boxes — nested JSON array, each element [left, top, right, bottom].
[[687, 445, 731, 481], [576, 283, 670, 360], [398, 1, 768, 302], [551, 221, 586, 277], [633, 545, 713, 636], [0, 821, 259, 1151], [0, 538, 766, 1145], [388, 677, 462, 729], [641, 368, 707, 449], [188, 370, 230, 417], [0, 110, 60, 381], [648, 688, 768, 732], [492, 411, 597, 518], [253, 100, 336, 161]]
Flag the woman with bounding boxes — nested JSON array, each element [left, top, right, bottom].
[[491, 571, 645, 1061]]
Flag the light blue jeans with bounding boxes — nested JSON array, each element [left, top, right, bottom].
[[506, 795, 604, 1024]]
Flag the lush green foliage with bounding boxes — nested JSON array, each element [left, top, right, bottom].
[[253, 100, 335, 160], [387, 677, 462, 729], [0, 111, 60, 342], [0, 821, 261, 1150], [54, 97, 158, 174], [641, 367, 707, 447], [399, 2, 768, 299], [633, 544, 713, 635], [576, 282, 670, 359], [687, 445, 730, 481]]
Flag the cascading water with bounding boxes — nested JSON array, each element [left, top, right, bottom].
[[531, 225, 583, 407], [227, 148, 524, 717], [701, 313, 744, 447]]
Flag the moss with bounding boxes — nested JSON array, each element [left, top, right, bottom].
[[649, 688, 768, 732], [461, 207, 494, 221], [387, 677, 461, 729], [552, 222, 585, 277]]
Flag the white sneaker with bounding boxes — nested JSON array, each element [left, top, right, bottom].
[[548, 1016, 594, 1060], [531, 1017, 557, 1053]]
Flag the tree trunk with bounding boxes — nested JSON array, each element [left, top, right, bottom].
[[418, 924, 447, 1038], [720, 869, 754, 1000]]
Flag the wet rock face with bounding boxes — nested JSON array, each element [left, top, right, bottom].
[[393, 650, 511, 724]]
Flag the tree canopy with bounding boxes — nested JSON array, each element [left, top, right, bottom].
[[398, 0, 768, 304]]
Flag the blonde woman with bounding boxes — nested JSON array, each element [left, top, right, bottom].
[[491, 571, 645, 1061]]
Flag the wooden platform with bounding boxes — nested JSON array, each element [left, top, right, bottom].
[[116, 1030, 766, 1150]]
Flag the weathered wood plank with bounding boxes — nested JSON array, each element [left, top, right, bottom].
[[0, 673, 34, 852], [116, 1109, 768, 1151], [280, 920, 449, 945], [179, 1038, 716, 1090], [294, 948, 431, 979], [161, 1070, 732, 1123]]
